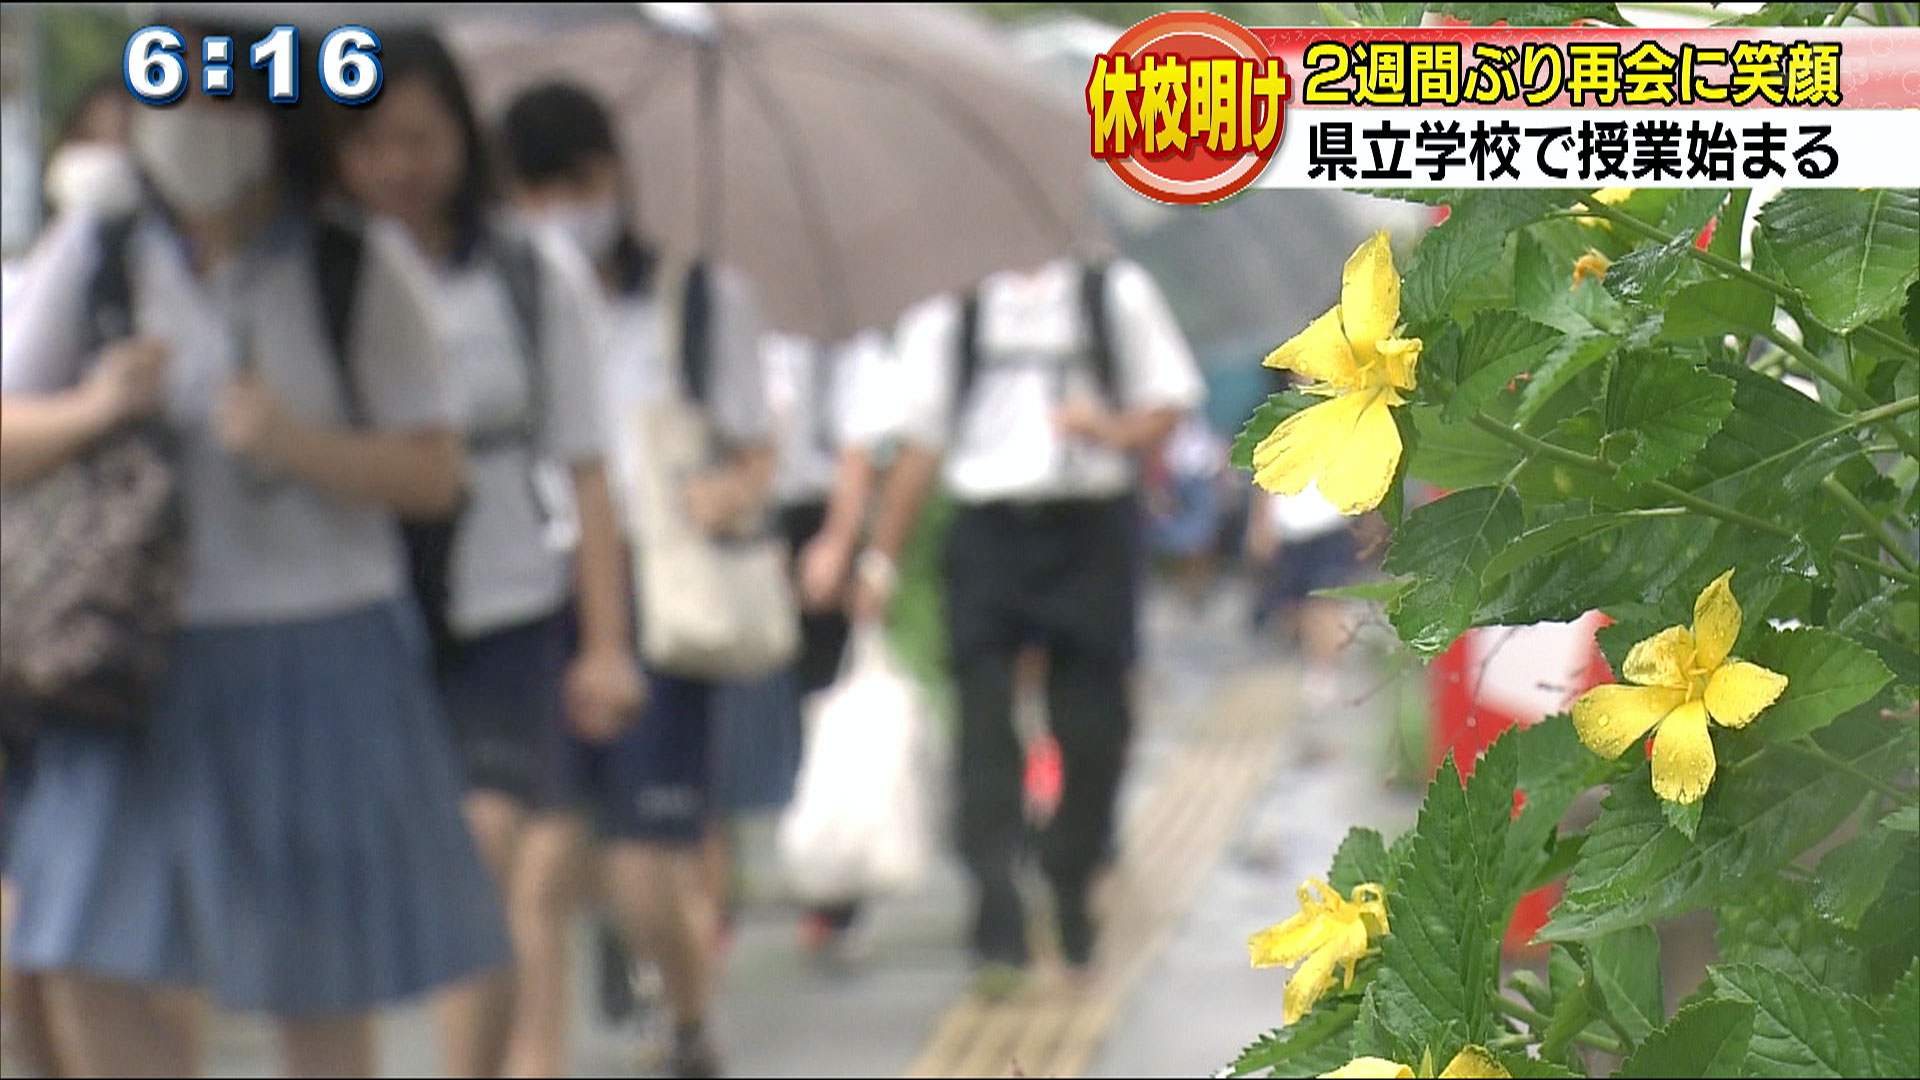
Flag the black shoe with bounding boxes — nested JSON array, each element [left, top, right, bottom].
[[973, 873, 1030, 970], [669, 1024, 723, 1078], [1057, 884, 1096, 969], [596, 920, 637, 1024]]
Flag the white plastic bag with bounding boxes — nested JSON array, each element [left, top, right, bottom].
[[777, 625, 939, 904]]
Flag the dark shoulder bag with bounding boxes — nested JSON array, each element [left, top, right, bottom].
[[0, 215, 187, 738]]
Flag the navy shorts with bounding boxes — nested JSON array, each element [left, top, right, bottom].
[[561, 673, 714, 846], [440, 606, 719, 846]]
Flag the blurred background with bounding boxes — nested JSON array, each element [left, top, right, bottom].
[[0, 3, 1753, 1078]]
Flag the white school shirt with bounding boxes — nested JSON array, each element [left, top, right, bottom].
[[1, 208, 457, 626], [427, 226, 608, 639], [889, 257, 1204, 504], [596, 264, 770, 530], [763, 329, 892, 507]]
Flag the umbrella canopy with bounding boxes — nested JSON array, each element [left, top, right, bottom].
[[445, 3, 1104, 340]]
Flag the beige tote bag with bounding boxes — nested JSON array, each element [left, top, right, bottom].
[[624, 261, 799, 681]]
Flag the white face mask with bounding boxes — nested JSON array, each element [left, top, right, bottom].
[[44, 142, 144, 217], [527, 199, 622, 259], [129, 106, 273, 217]]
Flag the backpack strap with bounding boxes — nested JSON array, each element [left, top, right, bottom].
[[311, 218, 368, 426], [950, 287, 982, 433], [680, 259, 712, 408], [83, 214, 141, 354], [1080, 259, 1119, 406], [482, 231, 547, 451]]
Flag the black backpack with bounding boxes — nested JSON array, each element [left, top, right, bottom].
[[952, 260, 1117, 426], [314, 223, 550, 673]]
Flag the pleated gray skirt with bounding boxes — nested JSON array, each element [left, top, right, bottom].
[[3, 600, 511, 1015]]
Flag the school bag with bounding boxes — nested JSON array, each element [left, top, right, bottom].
[[621, 259, 800, 681], [303, 217, 550, 674], [0, 215, 187, 737]]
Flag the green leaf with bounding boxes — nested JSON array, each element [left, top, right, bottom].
[[1859, 846, 1920, 995], [1884, 806, 1920, 835], [1505, 715, 1616, 893], [1481, 512, 1667, 587], [1443, 311, 1563, 422], [1541, 708, 1906, 941], [1717, 876, 1867, 994], [1741, 627, 1894, 743], [1405, 406, 1524, 490], [1902, 280, 1919, 347], [1353, 1, 1428, 25], [1368, 738, 1520, 1056], [1329, 827, 1393, 894], [1872, 962, 1919, 1079], [1228, 1001, 1359, 1077], [1757, 188, 1920, 333], [1663, 796, 1703, 840], [1816, 824, 1912, 931], [1605, 235, 1703, 310], [1660, 279, 1776, 340], [1312, 580, 1411, 605], [1432, 1, 1623, 23], [1657, 189, 1732, 240], [1382, 487, 1525, 656], [1602, 355, 1736, 486], [1616, 999, 1757, 1079], [1515, 333, 1617, 425], [1402, 192, 1569, 325], [1231, 390, 1318, 472], [1702, 964, 1880, 1077], [1498, 1054, 1583, 1078], [1587, 926, 1666, 1044]]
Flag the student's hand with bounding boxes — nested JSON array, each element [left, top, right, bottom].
[[80, 338, 169, 425], [1053, 396, 1116, 447], [214, 371, 296, 465], [798, 529, 855, 611], [565, 645, 646, 743]]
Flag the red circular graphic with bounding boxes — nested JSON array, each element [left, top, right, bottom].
[[1092, 12, 1285, 205]]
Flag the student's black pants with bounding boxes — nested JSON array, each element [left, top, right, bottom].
[[943, 494, 1138, 966]]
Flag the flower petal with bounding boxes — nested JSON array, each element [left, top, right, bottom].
[[1314, 391, 1402, 515], [1439, 1046, 1513, 1079], [1340, 230, 1402, 355], [1376, 337, 1421, 393], [1572, 684, 1686, 758], [1692, 570, 1741, 671], [1623, 626, 1696, 690], [1283, 939, 1344, 1025], [1266, 305, 1361, 390], [1652, 699, 1716, 805], [1251, 391, 1371, 501], [1249, 910, 1331, 968], [1320, 1058, 1416, 1079], [1704, 660, 1788, 729]]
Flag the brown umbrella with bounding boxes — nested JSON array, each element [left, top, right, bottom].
[[446, 2, 1105, 340]]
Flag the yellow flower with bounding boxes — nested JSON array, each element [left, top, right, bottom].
[[1253, 231, 1421, 515], [1571, 570, 1789, 805], [1320, 1046, 1510, 1079], [1248, 878, 1388, 1024], [1571, 249, 1611, 288]]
